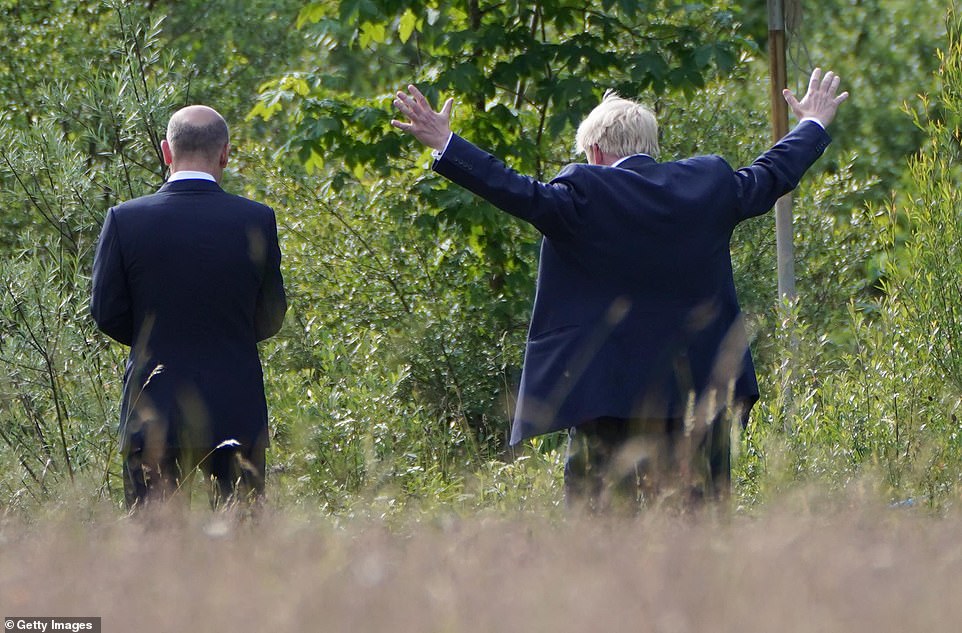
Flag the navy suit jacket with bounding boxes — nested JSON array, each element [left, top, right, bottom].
[[90, 179, 287, 451], [433, 120, 831, 444]]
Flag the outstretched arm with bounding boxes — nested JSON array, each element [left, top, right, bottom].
[[783, 67, 849, 127], [391, 85, 454, 150], [391, 85, 581, 237]]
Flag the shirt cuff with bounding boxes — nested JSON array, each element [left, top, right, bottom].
[[431, 132, 454, 161], [800, 116, 825, 129]]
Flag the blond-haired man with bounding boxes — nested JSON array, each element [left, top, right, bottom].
[[393, 70, 847, 512]]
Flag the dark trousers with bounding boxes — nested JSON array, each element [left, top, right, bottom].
[[564, 410, 738, 514], [123, 428, 267, 510]]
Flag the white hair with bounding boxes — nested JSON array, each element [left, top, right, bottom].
[[575, 91, 659, 159]]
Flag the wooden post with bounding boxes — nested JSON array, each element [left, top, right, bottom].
[[768, 0, 797, 432], [768, 0, 795, 299]]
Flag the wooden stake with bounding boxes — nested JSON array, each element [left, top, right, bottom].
[[768, 0, 795, 299]]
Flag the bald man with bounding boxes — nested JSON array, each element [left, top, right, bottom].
[[91, 105, 287, 509]]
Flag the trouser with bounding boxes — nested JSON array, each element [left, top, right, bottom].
[[563, 409, 740, 514], [122, 428, 267, 510]]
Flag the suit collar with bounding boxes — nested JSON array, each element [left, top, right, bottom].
[[158, 179, 224, 194], [613, 154, 656, 171]]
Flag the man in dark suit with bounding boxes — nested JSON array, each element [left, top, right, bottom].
[[90, 105, 287, 509], [392, 69, 848, 511]]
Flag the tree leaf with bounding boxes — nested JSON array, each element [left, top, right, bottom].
[[398, 9, 418, 44]]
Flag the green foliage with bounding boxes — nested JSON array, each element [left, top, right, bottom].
[[0, 246, 124, 500], [759, 295, 962, 508], [244, 147, 532, 465], [891, 11, 962, 395], [737, 299, 957, 508], [152, 0, 308, 124], [785, 0, 944, 193], [259, 0, 757, 177]]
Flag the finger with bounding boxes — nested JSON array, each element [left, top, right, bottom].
[[834, 91, 849, 105], [396, 90, 420, 108], [782, 88, 800, 110], [395, 94, 423, 120], [808, 67, 822, 92], [408, 84, 428, 106], [390, 119, 411, 131], [393, 98, 413, 119], [821, 71, 836, 92], [829, 74, 841, 95], [393, 93, 411, 111], [440, 98, 454, 118]]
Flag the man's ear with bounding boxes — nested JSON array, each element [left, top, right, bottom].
[[161, 139, 174, 166], [219, 143, 230, 168], [585, 144, 597, 165]]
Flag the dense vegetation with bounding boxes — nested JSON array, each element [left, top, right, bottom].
[[0, 0, 960, 516]]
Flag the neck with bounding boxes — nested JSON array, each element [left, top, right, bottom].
[[170, 163, 221, 183]]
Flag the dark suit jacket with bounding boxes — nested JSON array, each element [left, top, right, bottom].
[[433, 120, 831, 444], [90, 178, 287, 451]]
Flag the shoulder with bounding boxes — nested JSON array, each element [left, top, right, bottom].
[[557, 155, 734, 181], [110, 189, 277, 227], [674, 154, 733, 170], [224, 191, 275, 215], [221, 192, 279, 232], [111, 190, 161, 213], [107, 192, 165, 229], [545, 164, 607, 200], [182, 185, 277, 219], [644, 155, 735, 183], [550, 162, 608, 184]]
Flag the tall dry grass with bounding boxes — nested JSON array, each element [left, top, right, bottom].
[[1, 492, 960, 633]]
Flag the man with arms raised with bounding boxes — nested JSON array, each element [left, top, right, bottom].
[[392, 69, 847, 511], [91, 105, 287, 509]]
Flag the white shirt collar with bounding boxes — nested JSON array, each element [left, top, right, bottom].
[[168, 170, 216, 182]]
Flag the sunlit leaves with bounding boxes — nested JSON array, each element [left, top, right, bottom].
[[398, 9, 419, 43], [359, 20, 387, 47], [250, 74, 313, 121], [297, 1, 330, 28]]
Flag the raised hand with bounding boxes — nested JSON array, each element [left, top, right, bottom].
[[391, 85, 454, 151], [783, 68, 849, 127]]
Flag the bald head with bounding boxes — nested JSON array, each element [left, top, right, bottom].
[[162, 105, 231, 179]]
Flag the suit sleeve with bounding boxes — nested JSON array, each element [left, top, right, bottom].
[[432, 134, 583, 238], [89, 208, 134, 346], [254, 208, 287, 341], [733, 120, 832, 222]]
